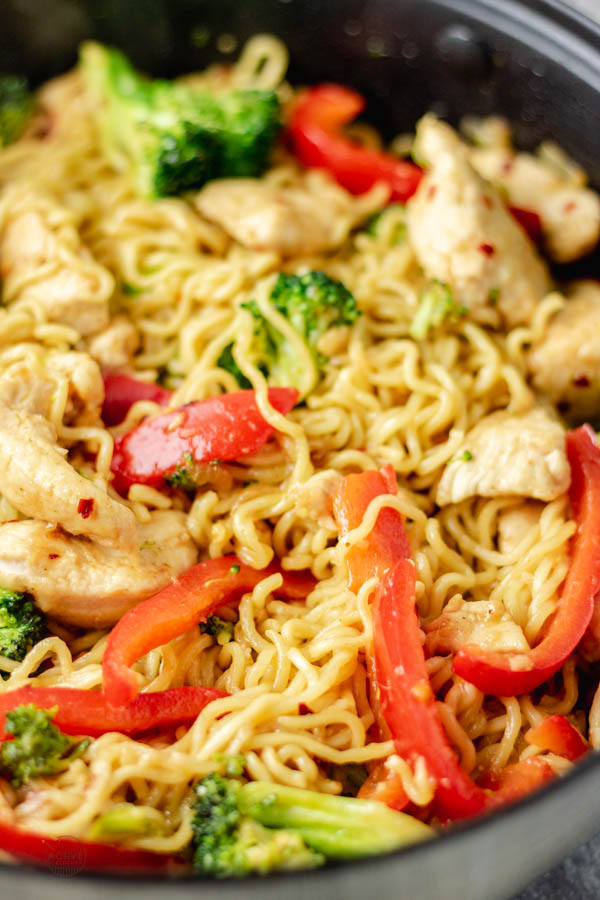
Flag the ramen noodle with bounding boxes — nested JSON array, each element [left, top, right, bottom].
[[0, 34, 598, 873]]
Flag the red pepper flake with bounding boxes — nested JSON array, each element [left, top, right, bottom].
[[479, 242, 495, 256], [298, 703, 313, 715], [427, 184, 438, 200], [574, 374, 591, 388], [48, 553, 60, 560], [482, 195, 493, 210], [563, 200, 577, 214], [501, 159, 514, 175], [77, 498, 95, 519]]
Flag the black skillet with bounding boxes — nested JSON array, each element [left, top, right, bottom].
[[0, 1, 599, 897]]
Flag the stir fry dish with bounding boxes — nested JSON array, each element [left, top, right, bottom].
[[0, 35, 598, 876]]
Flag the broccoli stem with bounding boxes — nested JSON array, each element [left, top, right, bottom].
[[238, 781, 432, 859]]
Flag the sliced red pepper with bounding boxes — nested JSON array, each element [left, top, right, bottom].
[[0, 820, 178, 874], [479, 757, 555, 806], [332, 464, 410, 591], [524, 714, 588, 762], [453, 425, 600, 696], [288, 84, 423, 203], [333, 467, 486, 820], [103, 555, 315, 707], [333, 466, 407, 811], [374, 560, 488, 820], [508, 205, 543, 244], [102, 373, 173, 427], [0, 685, 226, 739], [357, 762, 409, 811], [110, 387, 298, 494]]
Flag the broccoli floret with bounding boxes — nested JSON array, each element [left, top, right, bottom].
[[191, 775, 432, 877], [192, 774, 322, 877], [207, 89, 281, 179], [80, 42, 281, 198], [364, 204, 407, 245], [200, 616, 235, 645], [0, 705, 89, 788], [220, 271, 360, 399], [88, 802, 163, 842], [410, 281, 467, 341], [0, 75, 34, 146], [217, 342, 252, 390], [164, 451, 201, 491], [0, 588, 46, 665]]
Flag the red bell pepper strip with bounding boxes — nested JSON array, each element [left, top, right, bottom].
[[524, 714, 588, 762], [453, 425, 600, 696], [357, 762, 409, 811], [508, 206, 543, 244], [333, 465, 407, 811], [110, 387, 298, 494], [332, 464, 410, 591], [374, 559, 488, 820], [288, 84, 423, 203], [0, 820, 178, 874], [479, 757, 555, 806], [103, 555, 315, 707], [102, 373, 172, 427], [333, 467, 486, 820], [0, 685, 227, 739]]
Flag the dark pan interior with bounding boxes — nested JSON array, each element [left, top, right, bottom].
[[0, 1, 599, 897]]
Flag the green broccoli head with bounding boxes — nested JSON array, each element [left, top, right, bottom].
[[152, 124, 221, 198], [219, 271, 360, 399], [270, 271, 360, 355], [80, 42, 281, 198], [191, 774, 322, 877], [0, 588, 46, 664], [410, 281, 467, 341], [0, 75, 34, 147], [0, 705, 89, 788], [199, 616, 235, 645], [214, 90, 282, 178], [164, 451, 202, 492], [191, 774, 432, 877], [364, 204, 407, 245]]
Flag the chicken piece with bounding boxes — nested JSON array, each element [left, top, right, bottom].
[[424, 596, 529, 656], [470, 146, 600, 263], [590, 682, 600, 750], [435, 408, 570, 506], [0, 358, 56, 418], [194, 175, 373, 256], [0, 187, 112, 335], [0, 405, 136, 551], [497, 502, 543, 555], [0, 350, 104, 428], [87, 316, 139, 371], [291, 469, 342, 528], [0, 512, 197, 627], [407, 116, 550, 327], [49, 351, 104, 427], [528, 281, 600, 424]]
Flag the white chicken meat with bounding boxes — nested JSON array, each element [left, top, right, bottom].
[[470, 146, 600, 263], [528, 280, 600, 424], [0, 512, 197, 627], [436, 408, 570, 506], [0, 187, 112, 335], [407, 116, 550, 328]]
